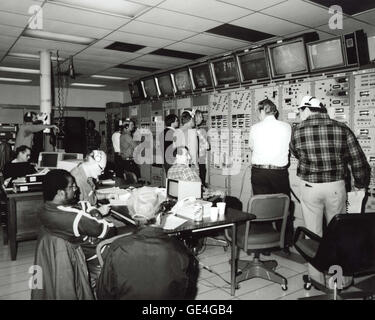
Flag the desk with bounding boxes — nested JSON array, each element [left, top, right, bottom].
[[111, 206, 255, 296], [5, 191, 43, 260]]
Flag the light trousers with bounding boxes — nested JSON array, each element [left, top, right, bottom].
[[300, 179, 347, 285]]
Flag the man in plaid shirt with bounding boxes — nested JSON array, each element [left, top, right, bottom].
[[167, 146, 200, 182], [290, 95, 370, 285]]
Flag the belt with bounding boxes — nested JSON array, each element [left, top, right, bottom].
[[253, 164, 287, 170]]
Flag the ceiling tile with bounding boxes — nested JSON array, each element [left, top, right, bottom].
[[42, 20, 110, 39], [105, 31, 175, 48], [0, 11, 30, 27], [150, 49, 205, 60], [0, 24, 24, 38], [118, 21, 197, 41], [105, 41, 145, 53], [184, 34, 249, 50], [135, 54, 190, 66], [216, 0, 288, 11], [11, 37, 87, 56], [165, 42, 226, 56], [78, 47, 141, 60], [0, 56, 41, 68], [307, 0, 375, 15], [127, 0, 164, 6], [116, 64, 160, 72], [206, 24, 274, 42], [262, 0, 332, 28], [316, 18, 375, 36], [232, 12, 307, 36], [0, 0, 43, 15], [42, 3, 129, 30], [354, 9, 375, 26], [158, 0, 253, 22], [0, 35, 17, 52], [137, 8, 221, 32]]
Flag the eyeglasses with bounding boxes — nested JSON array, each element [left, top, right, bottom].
[[97, 163, 104, 173]]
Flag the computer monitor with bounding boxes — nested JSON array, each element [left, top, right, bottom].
[[38, 152, 59, 169], [267, 38, 309, 78], [166, 179, 202, 201], [172, 69, 193, 95], [307, 37, 346, 72], [190, 63, 214, 92], [237, 48, 270, 82], [156, 73, 175, 97], [211, 55, 240, 87]]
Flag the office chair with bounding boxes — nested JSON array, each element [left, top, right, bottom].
[[96, 232, 134, 267], [294, 213, 375, 300], [31, 228, 94, 300], [227, 194, 290, 290]]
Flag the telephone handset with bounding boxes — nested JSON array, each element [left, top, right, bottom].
[[171, 196, 197, 215]]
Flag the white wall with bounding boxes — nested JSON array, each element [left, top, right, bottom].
[[0, 84, 124, 108]]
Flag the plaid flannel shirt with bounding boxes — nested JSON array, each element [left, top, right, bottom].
[[167, 164, 201, 182], [290, 113, 370, 188]]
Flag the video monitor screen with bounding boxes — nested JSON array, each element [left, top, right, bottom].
[[167, 179, 179, 199], [307, 37, 345, 72], [268, 39, 309, 77], [157, 74, 174, 96], [143, 78, 158, 98], [211, 56, 239, 86], [190, 63, 213, 90], [129, 81, 142, 99], [39, 153, 59, 168], [237, 49, 270, 81], [173, 69, 192, 93]]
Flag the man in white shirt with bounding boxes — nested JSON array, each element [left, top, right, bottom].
[[111, 122, 122, 177], [249, 99, 292, 196]]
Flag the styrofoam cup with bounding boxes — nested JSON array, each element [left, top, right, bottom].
[[210, 207, 219, 221], [217, 202, 226, 217]]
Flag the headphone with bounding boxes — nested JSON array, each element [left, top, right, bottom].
[[90, 150, 102, 163]]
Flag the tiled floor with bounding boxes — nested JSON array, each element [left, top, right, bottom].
[[0, 233, 373, 300]]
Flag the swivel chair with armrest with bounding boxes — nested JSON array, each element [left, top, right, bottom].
[[294, 213, 375, 300], [226, 194, 290, 290]]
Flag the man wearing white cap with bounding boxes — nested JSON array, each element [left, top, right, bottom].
[[290, 95, 370, 285]]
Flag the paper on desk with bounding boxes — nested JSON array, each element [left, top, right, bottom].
[[161, 215, 187, 230]]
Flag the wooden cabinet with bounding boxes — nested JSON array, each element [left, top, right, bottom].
[[6, 191, 43, 260]]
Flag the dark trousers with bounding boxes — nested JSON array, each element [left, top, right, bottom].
[[199, 163, 207, 187], [114, 153, 123, 177], [123, 159, 140, 179], [251, 167, 294, 247], [251, 167, 291, 196]]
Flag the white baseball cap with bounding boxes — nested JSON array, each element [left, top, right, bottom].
[[299, 95, 323, 109]]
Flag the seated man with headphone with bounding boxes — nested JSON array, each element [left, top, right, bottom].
[[71, 150, 117, 215]]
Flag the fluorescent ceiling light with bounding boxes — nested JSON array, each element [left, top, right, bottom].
[[0, 66, 39, 74], [91, 75, 128, 80], [8, 53, 64, 61], [71, 83, 106, 88], [48, 0, 148, 18], [23, 29, 95, 45], [0, 77, 32, 83]]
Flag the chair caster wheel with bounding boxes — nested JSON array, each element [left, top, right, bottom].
[[281, 284, 288, 291]]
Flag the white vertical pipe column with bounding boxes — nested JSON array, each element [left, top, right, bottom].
[[39, 49, 51, 124]]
